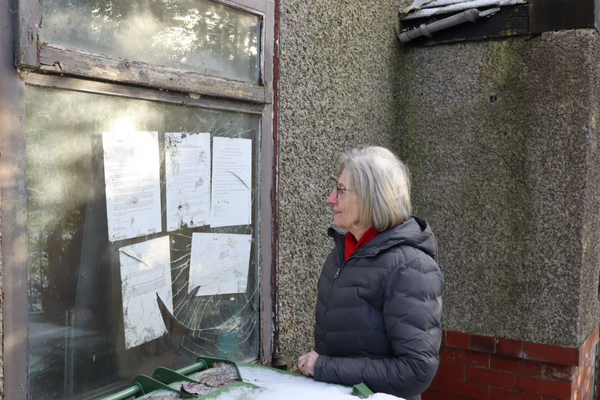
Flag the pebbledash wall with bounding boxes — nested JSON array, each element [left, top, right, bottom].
[[391, 28, 600, 400], [275, 0, 405, 370], [276, 1, 600, 400]]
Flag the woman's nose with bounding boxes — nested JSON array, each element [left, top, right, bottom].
[[327, 189, 337, 205]]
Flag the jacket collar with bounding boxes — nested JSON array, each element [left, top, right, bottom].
[[327, 217, 437, 260]]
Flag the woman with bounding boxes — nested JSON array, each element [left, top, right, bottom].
[[298, 147, 443, 400]]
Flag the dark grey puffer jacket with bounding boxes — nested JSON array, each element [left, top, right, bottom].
[[313, 217, 443, 399]]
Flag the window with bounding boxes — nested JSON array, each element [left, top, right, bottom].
[[1, 0, 274, 399]]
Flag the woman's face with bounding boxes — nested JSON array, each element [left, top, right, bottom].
[[327, 168, 361, 230]]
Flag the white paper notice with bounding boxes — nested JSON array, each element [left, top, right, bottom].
[[165, 132, 211, 231], [189, 233, 252, 296], [119, 236, 173, 350], [102, 131, 162, 242], [210, 137, 252, 228]]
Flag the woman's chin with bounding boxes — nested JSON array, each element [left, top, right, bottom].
[[332, 220, 347, 230]]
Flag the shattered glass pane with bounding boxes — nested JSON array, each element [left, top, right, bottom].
[[26, 86, 260, 400], [40, 0, 261, 83]]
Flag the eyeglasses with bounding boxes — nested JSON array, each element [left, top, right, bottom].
[[335, 186, 355, 199]]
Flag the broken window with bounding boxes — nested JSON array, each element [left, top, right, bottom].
[[2, 0, 274, 399], [26, 87, 261, 399]]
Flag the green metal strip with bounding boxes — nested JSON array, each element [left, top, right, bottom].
[[98, 383, 143, 400], [155, 367, 198, 384], [351, 383, 374, 398], [176, 360, 208, 376]]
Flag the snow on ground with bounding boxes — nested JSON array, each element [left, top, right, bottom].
[[208, 365, 405, 400]]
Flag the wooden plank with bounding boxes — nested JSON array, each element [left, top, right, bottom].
[[596, 0, 600, 32], [258, 0, 275, 364], [39, 44, 268, 104], [1, 2, 29, 399], [258, 104, 274, 364], [402, 0, 525, 20], [21, 72, 264, 115], [15, 0, 41, 67], [262, 1, 275, 104], [530, 0, 595, 34], [400, 4, 529, 45], [219, 0, 269, 15]]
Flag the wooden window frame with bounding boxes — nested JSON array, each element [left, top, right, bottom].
[[16, 0, 274, 103], [2, 0, 275, 399]]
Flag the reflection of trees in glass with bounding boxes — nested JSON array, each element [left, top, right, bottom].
[[41, 0, 260, 82], [27, 104, 93, 320]]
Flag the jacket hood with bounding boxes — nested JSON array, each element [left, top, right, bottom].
[[328, 217, 438, 261]]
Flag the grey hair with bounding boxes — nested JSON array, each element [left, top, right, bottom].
[[340, 146, 411, 231]]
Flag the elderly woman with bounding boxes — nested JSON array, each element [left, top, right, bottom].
[[298, 147, 443, 400]]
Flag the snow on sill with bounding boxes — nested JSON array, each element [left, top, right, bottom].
[[401, 0, 527, 21]]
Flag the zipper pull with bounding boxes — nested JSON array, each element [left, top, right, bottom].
[[334, 267, 341, 279]]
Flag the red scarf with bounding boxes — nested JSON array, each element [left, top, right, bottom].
[[345, 227, 380, 260]]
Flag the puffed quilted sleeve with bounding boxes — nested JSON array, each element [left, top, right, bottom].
[[313, 254, 444, 398]]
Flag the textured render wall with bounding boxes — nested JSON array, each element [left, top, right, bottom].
[[276, 0, 403, 367], [392, 29, 600, 348]]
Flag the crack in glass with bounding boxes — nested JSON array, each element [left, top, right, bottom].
[[26, 87, 260, 400]]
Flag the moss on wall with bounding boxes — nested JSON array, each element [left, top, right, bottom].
[[391, 30, 600, 347]]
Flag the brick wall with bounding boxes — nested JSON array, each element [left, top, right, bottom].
[[423, 328, 599, 400]]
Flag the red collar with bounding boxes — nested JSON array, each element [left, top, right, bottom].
[[345, 227, 380, 260]]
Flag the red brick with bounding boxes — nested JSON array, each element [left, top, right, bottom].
[[438, 361, 465, 380], [497, 338, 523, 358], [490, 387, 542, 400], [491, 355, 543, 376], [442, 348, 490, 368], [522, 342, 579, 366], [441, 377, 489, 400], [543, 364, 576, 381], [447, 331, 471, 350], [517, 375, 573, 399], [428, 375, 441, 391], [466, 366, 516, 389], [470, 334, 496, 353], [422, 391, 463, 400]]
